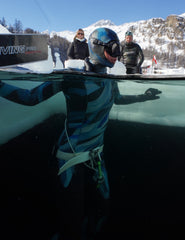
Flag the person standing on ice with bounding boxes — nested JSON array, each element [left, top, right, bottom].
[[67, 28, 89, 60], [119, 31, 144, 74], [0, 27, 161, 240]]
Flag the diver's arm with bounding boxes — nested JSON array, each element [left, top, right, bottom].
[[113, 82, 162, 105], [0, 80, 63, 106]]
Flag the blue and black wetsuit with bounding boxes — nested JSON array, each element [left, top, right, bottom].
[[0, 77, 148, 188], [0, 76, 154, 191], [0, 77, 122, 194], [0, 75, 160, 240]]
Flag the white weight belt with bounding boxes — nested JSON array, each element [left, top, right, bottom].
[[57, 145, 103, 176]]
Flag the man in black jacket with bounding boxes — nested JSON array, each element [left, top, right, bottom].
[[119, 31, 144, 74]]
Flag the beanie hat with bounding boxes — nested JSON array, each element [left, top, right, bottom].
[[125, 31, 133, 37]]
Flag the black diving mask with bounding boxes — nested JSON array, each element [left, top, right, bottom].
[[93, 39, 120, 57]]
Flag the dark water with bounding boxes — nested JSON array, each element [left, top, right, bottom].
[[0, 113, 185, 239], [104, 120, 185, 239]]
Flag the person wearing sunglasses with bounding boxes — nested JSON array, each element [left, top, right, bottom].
[[67, 28, 89, 60], [119, 31, 144, 74]]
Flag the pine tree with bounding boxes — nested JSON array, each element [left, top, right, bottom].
[[0, 17, 7, 27], [13, 19, 23, 33], [8, 24, 14, 33]]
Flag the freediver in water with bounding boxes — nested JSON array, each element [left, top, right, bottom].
[[0, 27, 162, 240]]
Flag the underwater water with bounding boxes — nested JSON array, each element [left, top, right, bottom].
[[104, 120, 185, 239], [1, 74, 185, 239], [0, 113, 185, 240]]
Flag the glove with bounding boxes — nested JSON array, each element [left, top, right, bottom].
[[143, 88, 162, 100]]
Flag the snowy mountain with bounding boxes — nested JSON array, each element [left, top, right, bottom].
[[0, 13, 185, 69], [179, 13, 185, 18], [55, 13, 185, 69]]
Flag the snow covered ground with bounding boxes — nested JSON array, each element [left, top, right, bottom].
[[0, 45, 185, 145]]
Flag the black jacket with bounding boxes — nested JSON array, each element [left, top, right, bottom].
[[119, 41, 144, 68], [67, 38, 89, 60]]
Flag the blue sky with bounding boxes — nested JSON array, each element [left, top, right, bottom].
[[1, 0, 185, 32]]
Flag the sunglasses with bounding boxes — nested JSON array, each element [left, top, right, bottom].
[[78, 32, 84, 35]]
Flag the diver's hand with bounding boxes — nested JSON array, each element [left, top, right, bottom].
[[143, 88, 162, 100]]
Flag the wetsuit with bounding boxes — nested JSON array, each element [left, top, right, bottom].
[[0, 75, 159, 240], [0, 77, 125, 239], [0, 76, 157, 184], [119, 41, 144, 74]]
